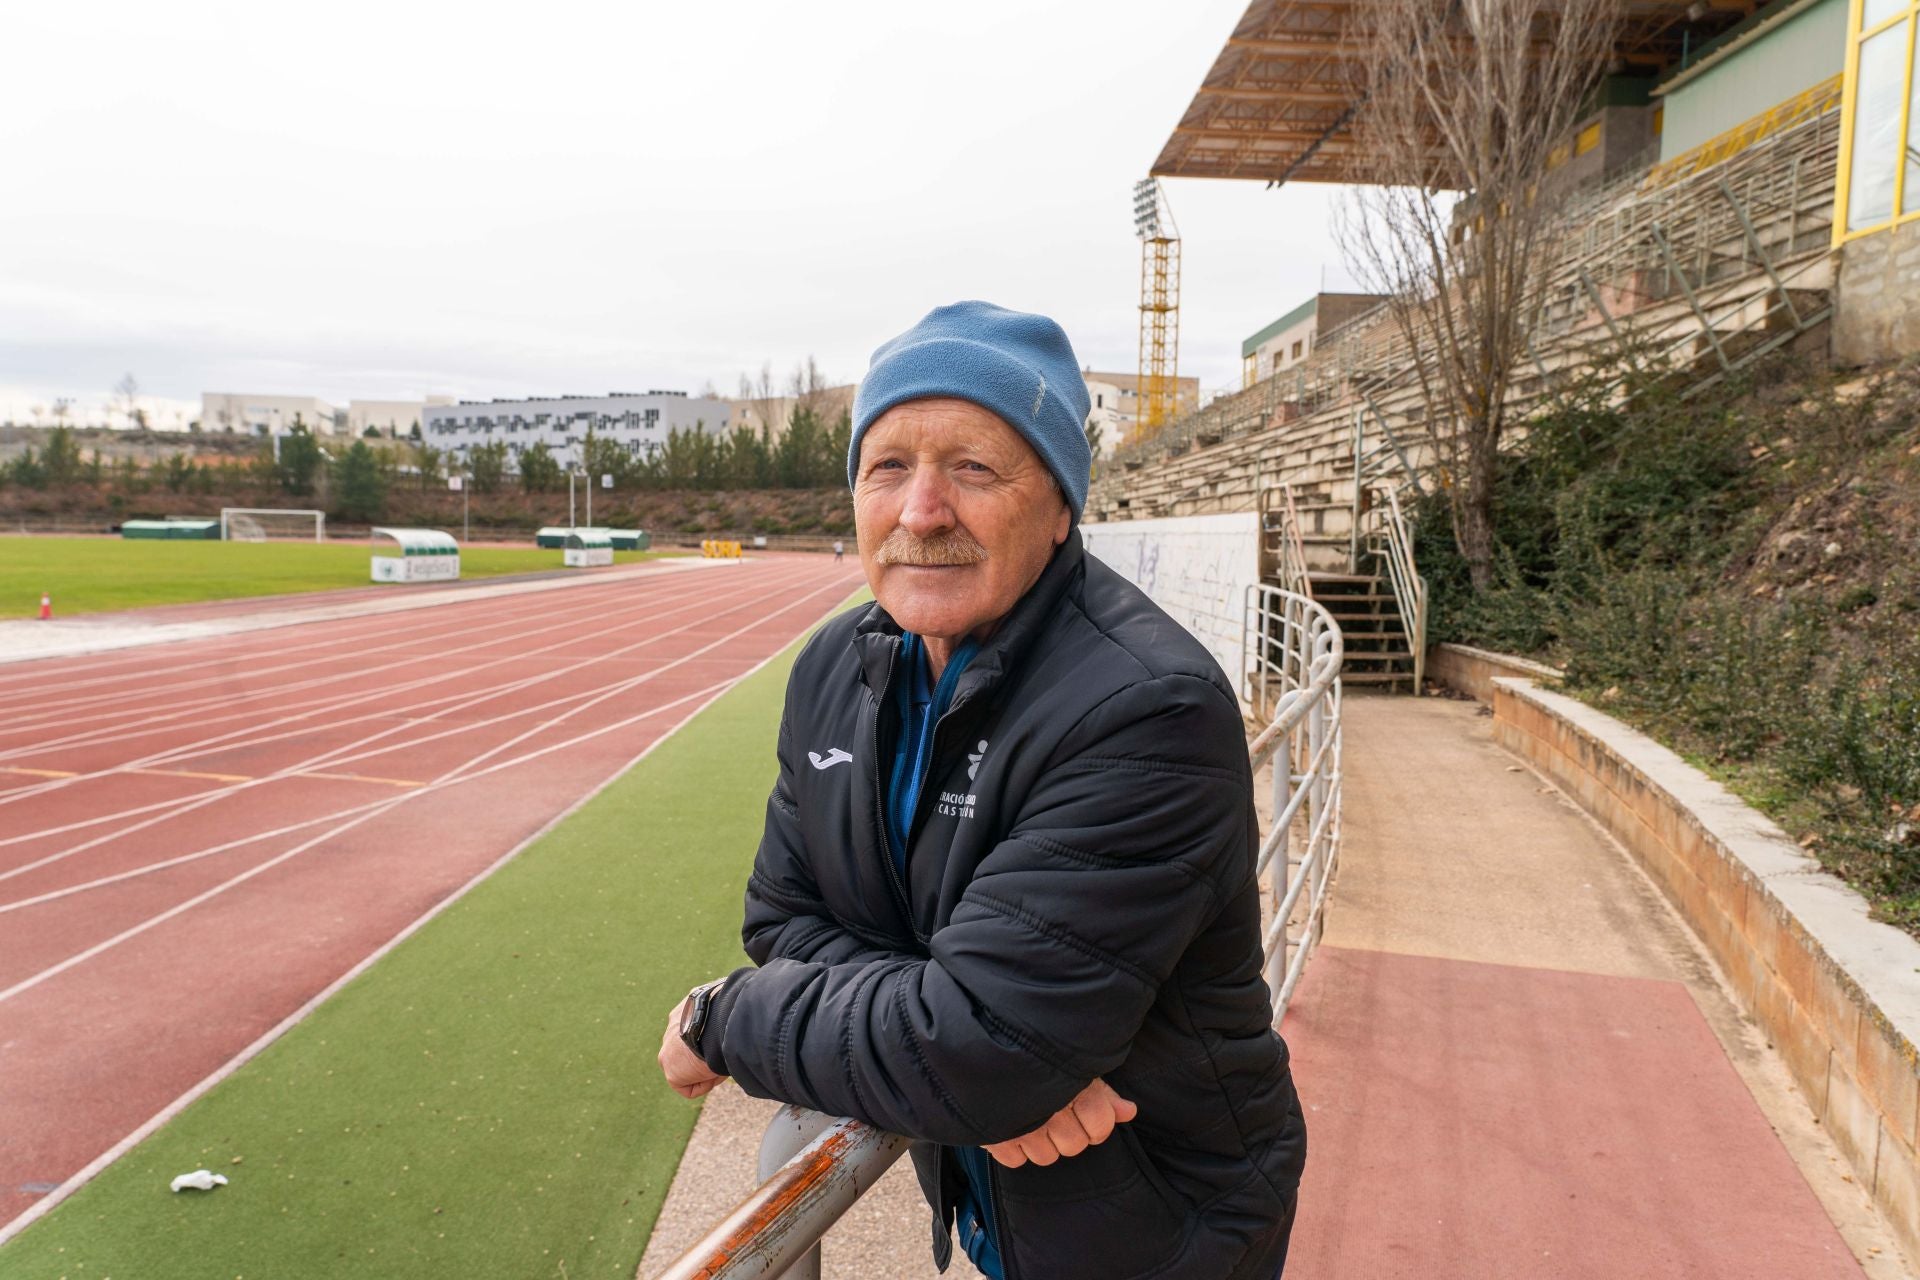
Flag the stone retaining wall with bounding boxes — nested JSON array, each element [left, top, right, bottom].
[[1424, 642, 1565, 703], [1492, 677, 1920, 1264]]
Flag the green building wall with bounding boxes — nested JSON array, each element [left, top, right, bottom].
[[1657, 0, 1848, 160]]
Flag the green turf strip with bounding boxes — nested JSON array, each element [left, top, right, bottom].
[[0, 608, 847, 1279], [0, 538, 671, 618]]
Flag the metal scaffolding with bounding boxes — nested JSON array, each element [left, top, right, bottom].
[[1133, 177, 1183, 441]]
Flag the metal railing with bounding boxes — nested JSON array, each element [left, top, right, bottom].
[[1243, 586, 1346, 1012], [1361, 485, 1427, 694], [659, 591, 1346, 1278], [1258, 480, 1312, 596], [1092, 104, 1842, 523], [653, 1108, 909, 1280]]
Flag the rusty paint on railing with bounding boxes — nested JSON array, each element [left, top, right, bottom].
[[654, 1112, 909, 1280]]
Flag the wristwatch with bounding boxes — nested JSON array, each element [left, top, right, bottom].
[[679, 978, 727, 1054]]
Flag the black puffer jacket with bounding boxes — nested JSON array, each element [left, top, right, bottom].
[[700, 532, 1306, 1279]]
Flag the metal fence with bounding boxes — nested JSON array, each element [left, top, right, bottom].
[[658, 591, 1345, 1278], [1242, 586, 1346, 1013], [1359, 483, 1427, 693]]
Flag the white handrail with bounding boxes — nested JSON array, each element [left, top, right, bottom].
[[1365, 486, 1428, 694], [1243, 585, 1345, 1015]]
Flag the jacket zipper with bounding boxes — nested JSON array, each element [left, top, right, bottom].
[[901, 672, 980, 855], [986, 1163, 1018, 1280], [878, 653, 1013, 1274], [869, 644, 921, 940]]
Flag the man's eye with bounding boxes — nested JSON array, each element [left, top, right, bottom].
[[958, 460, 993, 474]]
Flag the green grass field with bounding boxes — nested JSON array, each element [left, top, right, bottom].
[[0, 613, 832, 1279], [0, 538, 672, 618]]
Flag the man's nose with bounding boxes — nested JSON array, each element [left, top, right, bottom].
[[895, 464, 956, 538]]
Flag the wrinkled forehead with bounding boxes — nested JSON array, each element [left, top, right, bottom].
[[859, 396, 1036, 465]]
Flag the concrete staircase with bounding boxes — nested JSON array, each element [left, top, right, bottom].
[[1306, 571, 1416, 690]]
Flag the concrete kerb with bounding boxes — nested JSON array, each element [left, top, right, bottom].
[[1425, 641, 1564, 702], [1489, 674, 1920, 1267]]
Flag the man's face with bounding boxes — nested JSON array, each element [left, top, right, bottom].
[[853, 397, 1071, 642]]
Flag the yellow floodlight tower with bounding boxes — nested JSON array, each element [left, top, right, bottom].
[[1132, 176, 1181, 442]]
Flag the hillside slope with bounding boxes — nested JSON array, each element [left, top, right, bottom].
[[1417, 357, 1920, 933]]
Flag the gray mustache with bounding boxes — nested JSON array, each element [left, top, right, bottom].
[[872, 528, 989, 566]]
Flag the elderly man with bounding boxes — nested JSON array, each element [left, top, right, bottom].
[[658, 301, 1305, 1278]]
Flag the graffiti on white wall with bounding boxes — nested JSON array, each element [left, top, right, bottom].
[[1080, 512, 1260, 697]]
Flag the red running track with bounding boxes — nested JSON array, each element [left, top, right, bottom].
[[0, 556, 863, 1231]]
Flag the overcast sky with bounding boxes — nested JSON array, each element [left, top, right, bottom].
[[1, 0, 1360, 425]]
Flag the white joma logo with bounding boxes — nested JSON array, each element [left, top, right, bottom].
[[808, 748, 853, 770]]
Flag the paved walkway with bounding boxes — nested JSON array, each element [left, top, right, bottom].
[[638, 693, 1912, 1279]]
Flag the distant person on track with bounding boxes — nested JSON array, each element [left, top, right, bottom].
[[832, 538, 844, 563], [658, 301, 1305, 1279]]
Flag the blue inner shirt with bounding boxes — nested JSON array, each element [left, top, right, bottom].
[[883, 632, 1004, 1279]]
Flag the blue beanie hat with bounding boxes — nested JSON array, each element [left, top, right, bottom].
[[849, 301, 1093, 521]]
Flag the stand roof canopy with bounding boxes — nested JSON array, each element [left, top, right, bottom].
[[1152, 0, 1765, 186]]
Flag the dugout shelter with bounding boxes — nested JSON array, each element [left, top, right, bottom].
[[563, 529, 614, 567], [370, 527, 461, 582], [122, 519, 219, 540]]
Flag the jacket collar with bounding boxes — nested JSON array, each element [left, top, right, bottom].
[[853, 531, 1086, 708]]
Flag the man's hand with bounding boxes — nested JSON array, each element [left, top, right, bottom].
[[984, 1078, 1137, 1168], [658, 992, 727, 1099]]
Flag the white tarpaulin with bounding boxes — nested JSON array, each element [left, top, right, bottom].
[[1081, 512, 1260, 700]]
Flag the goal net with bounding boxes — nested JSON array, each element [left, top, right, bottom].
[[221, 508, 326, 543]]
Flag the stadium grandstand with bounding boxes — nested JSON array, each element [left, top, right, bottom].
[[1087, 0, 1914, 694]]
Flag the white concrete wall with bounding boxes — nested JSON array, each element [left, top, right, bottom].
[[1083, 378, 1126, 456], [1081, 512, 1260, 700], [201, 393, 340, 436], [348, 399, 427, 437]]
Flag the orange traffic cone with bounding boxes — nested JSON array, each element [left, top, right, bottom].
[[38, 592, 51, 621]]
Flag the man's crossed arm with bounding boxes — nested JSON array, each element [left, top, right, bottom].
[[657, 993, 1136, 1168]]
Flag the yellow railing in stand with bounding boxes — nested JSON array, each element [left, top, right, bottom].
[[1642, 75, 1842, 190]]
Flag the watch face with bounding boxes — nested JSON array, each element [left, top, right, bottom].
[[681, 981, 718, 1045]]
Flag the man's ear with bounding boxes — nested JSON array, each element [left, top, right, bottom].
[[1053, 498, 1071, 546]]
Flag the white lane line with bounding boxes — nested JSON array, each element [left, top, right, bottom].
[[0, 572, 854, 980], [0, 568, 852, 891], [0, 580, 836, 1248], [0, 565, 803, 847], [0, 562, 787, 812], [298, 772, 423, 788], [0, 559, 714, 717], [0, 680, 726, 915], [0, 566, 664, 731], [0, 563, 775, 777], [0, 557, 718, 695]]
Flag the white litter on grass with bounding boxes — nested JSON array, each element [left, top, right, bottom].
[[170, 1169, 229, 1193]]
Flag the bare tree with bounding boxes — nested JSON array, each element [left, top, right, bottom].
[[112, 373, 142, 431], [735, 361, 780, 434], [1336, 0, 1620, 589], [787, 355, 834, 423]]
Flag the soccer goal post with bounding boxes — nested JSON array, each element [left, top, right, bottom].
[[220, 508, 326, 542]]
